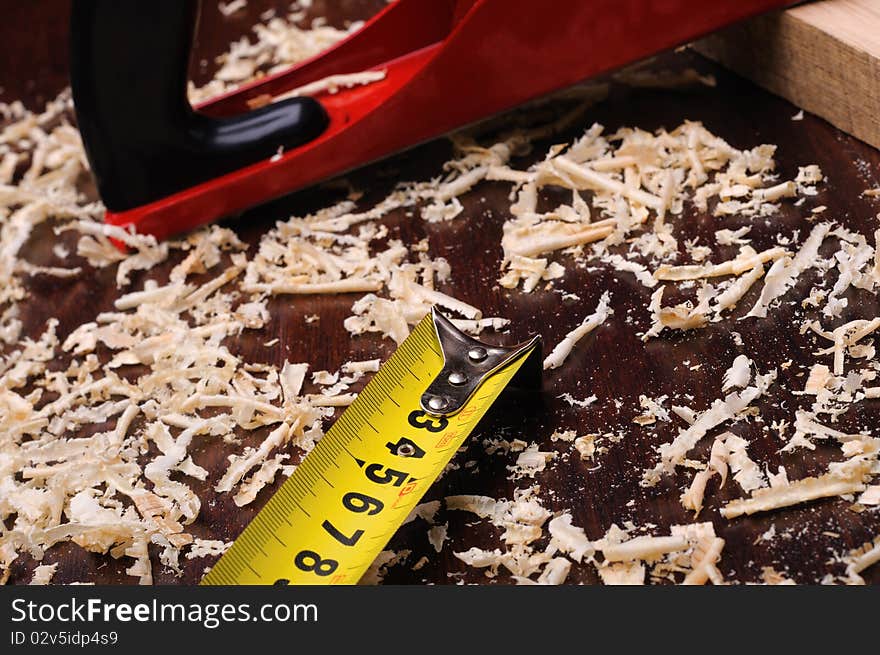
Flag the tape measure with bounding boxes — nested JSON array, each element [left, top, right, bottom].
[[201, 308, 541, 585]]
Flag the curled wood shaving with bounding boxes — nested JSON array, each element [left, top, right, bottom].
[[653, 246, 788, 281], [681, 434, 729, 515], [721, 445, 876, 518], [600, 534, 688, 562], [543, 292, 612, 370], [712, 264, 765, 319], [642, 284, 715, 340]]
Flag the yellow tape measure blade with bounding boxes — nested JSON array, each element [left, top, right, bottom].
[[201, 311, 539, 585]]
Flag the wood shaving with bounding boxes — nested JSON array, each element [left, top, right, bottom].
[[681, 434, 729, 515], [543, 292, 612, 370], [721, 446, 876, 518], [186, 540, 233, 559], [724, 433, 767, 492], [558, 393, 597, 408], [273, 71, 387, 103], [597, 562, 646, 585], [219, 0, 248, 17], [653, 246, 788, 281], [29, 563, 58, 585], [858, 486, 880, 506], [715, 226, 752, 246], [804, 364, 832, 395], [844, 536, 880, 584], [574, 435, 598, 460], [360, 549, 411, 585], [548, 513, 593, 563], [508, 444, 557, 479], [593, 522, 724, 585], [427, 524, 448, 553], [643, 284, 715, 340], [722, 355, 752, 391], [600, 534, 689, 562]]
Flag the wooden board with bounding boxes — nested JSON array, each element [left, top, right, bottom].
[[696, 0, 880, 149], [3, 0, 880, 586]]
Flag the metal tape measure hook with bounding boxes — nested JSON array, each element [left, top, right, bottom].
[[420, 307, 541, 417]]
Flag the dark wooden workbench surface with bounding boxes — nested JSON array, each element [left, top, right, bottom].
[[2, 0, 879, 584]]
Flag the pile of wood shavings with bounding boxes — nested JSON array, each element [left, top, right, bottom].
[[3, 7, 880, 585], [189, 1, 365, 103]]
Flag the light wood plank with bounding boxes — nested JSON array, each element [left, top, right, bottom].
[[696, 0, 880, 149]]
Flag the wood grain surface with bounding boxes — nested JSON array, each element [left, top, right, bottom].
[[2, 0, 880, 585], [696, 0, 880, 150]]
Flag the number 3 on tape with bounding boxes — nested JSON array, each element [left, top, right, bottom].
[[201, 307, 541, 585]]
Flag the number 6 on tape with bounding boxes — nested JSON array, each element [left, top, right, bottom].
[[201, 307, 541, 585]]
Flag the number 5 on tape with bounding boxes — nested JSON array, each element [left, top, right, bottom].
[[201, 307, 541, 585]]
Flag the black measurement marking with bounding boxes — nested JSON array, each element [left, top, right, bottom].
[[365, 421, 379, 434], [407, 369, 421, 381], [387, 396, 400, 407], [310, 449, 335, 471], [318, 470, 334, 488], [293, 498, 311, 517], [261, 511, 284, 532], [246, 563, 262, 579], [295, 469, 313, 488], [273, 534, 287, 547]]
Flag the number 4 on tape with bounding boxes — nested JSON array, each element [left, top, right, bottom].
[[201, 307, 541, 585]]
